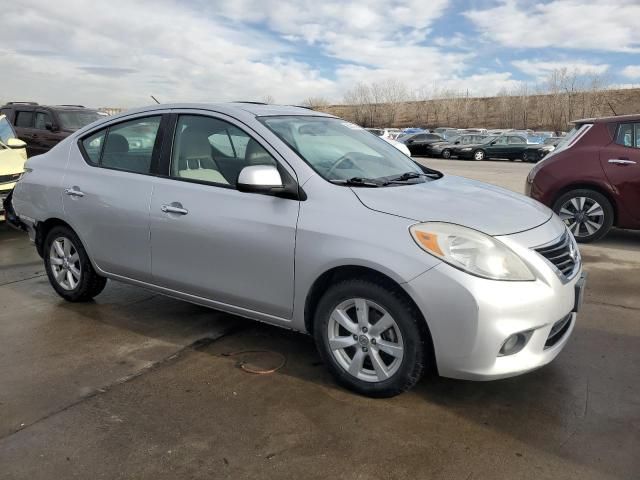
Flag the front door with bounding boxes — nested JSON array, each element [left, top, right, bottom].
[[149, 113, 299, 319], [600, 122, 640, 222], [62, 113, 166, 281]]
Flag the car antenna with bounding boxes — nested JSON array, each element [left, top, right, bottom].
[[150, 95, 161, 104], [606, 100, 617, 116]]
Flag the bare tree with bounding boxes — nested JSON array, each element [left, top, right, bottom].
[[302, 96, 331, 111]]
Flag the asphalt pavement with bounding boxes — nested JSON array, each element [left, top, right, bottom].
[[0, 158, 638, 480]]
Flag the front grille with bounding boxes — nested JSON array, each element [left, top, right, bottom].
[[535, 232, 578, 278], [0, 173, 21, 184], [545, 314, 572, 348]]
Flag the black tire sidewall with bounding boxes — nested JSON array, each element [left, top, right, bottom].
[[553, 189, 614, 243], [313, 279, 427, 397], [442, 149, 451, 159], [44, 226, 105, 301]]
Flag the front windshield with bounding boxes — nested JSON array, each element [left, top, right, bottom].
[[260, 116, 423, 182], [0, 115, 17, 144], [57, 111, 103, 130]]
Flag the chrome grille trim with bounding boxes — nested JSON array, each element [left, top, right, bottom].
[[534, 231, 579, 280]]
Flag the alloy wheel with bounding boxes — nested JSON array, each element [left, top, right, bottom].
[[474, 150, 484, 161], [558, 196, 605, 238], [49, 236, 82, 290], [327, 298, 404, 383]]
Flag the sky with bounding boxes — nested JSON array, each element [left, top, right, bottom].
[[1, 0, 639, 108]]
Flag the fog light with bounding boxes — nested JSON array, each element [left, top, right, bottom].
[[499, 330, 533, 356]]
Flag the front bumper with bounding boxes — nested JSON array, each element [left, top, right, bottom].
[[0, 183, 16, 221], [404, 217, 583, 380]]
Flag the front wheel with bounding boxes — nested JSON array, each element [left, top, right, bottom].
[[473, 149, 485, 161], [441, 149, 452, 159], [44, 226, 107, 302], [314, 278, 428, 397], [553, 189, 614, 242]]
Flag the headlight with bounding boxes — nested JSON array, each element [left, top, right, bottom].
[[409, 222, 535, 281]]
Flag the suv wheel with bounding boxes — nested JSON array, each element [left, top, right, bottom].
[[553, 189, 614, 243], [314, 278, 428, 397], [44, 226, 107, 301]]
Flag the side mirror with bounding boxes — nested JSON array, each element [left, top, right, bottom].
[[490, 140, 497, 145], [237, 165, 284, 195], [6, 138, 26, 149], [45, 122, 58, 132], [454, 140, 460, 144], [407, 139, 414, 144]]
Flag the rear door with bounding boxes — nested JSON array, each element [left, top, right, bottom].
[[63, 113, 168, 281], [507, 135, 528, 158], [600, 122, 640, 221], [13, 110, 36, 156]]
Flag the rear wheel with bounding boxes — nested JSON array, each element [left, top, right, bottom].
[[521, 151, 530, 162], [473, 149, 485, 161], [314, 278, 428, 397], [44, 226, 107, 301], [441, 149, 452, 159], [553, 189, 614, 243]]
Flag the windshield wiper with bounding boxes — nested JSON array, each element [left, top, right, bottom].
[[382, 171, 439, 185], [330, 177, 383, 187]]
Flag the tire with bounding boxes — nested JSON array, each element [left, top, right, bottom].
[[313, 278, 429, 398], [521, 151, 530, 162], [44, 226, 107, 302], [553, 189, 614, 243], [441, 149, 451, 159], [473, 149, 485, 161]]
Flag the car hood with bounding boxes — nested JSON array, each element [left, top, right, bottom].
[[352, 175, 552, 236]]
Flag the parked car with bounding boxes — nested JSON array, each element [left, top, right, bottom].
[[8, 103, 585, 397], [426, 134, 488, 158], [366, 128, 412, 157], [453, 134, 540, 161], [398, 132, 444, 156], [527, 115, 640, 242], [0, 115, 28, 220], [0, 102, 103, 157]]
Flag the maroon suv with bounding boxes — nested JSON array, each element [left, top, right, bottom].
[[526, 115, 640, 242]]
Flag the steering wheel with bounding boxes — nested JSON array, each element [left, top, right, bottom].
[[326, 152, 360, 179]]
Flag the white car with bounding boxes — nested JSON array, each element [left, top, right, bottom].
[[0, 115, 27, 220], [383, 137, 412, 157]]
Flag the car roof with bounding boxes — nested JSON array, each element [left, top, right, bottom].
[[107, 102, 333, 120], [573, 114, 640, 124]]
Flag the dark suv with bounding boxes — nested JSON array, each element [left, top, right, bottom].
[[526, 115, 640, 242], [0, 102, 103, 157]]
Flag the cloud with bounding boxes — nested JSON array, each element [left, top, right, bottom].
[[465, 0, 640, 53], [512, 60, 610, 79], [622, 65, 640, 79]]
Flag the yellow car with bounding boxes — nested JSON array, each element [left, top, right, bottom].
[[0, 114, 27, 220]]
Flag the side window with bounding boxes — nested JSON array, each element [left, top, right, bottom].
[[100, 116, 161, 173], [616, 123, 634, 147], [508, 136, 524, 144], [494, 136, 508, 145], [0, 116, 17, 144], [15, 111, 34, 128], [81, 130, 106, 165], [171, 115, 276, 187], [34, 112, 52, 130], [636, 124, 640, 148]]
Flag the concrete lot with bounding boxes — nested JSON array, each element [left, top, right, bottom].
[[0, 158, 638, 479]]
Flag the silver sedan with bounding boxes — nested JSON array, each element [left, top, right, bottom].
[[9, 103, 585, 397]]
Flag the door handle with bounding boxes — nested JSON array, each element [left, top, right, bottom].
[[161, 204, 188, 215], [64, 187, 85, 197], [608, 159, 637, 165]]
